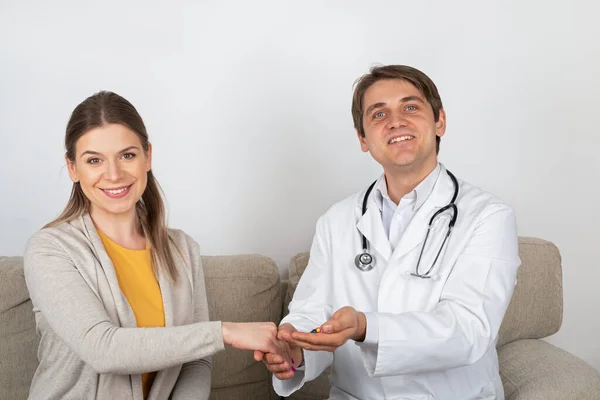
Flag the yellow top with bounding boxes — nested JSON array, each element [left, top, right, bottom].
[[98, 230, 165, 400]]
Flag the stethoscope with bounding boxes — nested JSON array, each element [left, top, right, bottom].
[[354, 170, 459, 278]]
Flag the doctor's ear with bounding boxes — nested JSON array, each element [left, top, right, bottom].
[[436, 109, 447, 138], [357, 129, 369, 153]]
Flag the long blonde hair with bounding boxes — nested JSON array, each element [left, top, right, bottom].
[[45, 91, 179, 282]]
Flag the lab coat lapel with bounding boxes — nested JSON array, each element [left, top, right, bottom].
[[390, 167, 455, 263], [356, 195, 392, 262]]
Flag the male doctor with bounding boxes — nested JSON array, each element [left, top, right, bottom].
[[255, 65, 520, 399]]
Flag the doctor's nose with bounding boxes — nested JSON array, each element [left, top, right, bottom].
[[387, 112, 408, 129]]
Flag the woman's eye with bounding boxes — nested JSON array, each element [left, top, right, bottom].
[[87, 158, 100, 164], [122, 153, 135, 160]]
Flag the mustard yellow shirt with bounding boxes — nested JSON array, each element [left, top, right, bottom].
[[98, 230, 165, 400]]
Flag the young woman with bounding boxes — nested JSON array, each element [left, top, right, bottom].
[[23, 91, 288, 400]]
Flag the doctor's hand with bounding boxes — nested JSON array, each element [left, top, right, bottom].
[[254, 323, 303, 380], [285, 306, 367, 352]]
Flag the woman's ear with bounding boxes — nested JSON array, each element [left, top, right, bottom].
[[146, 142, 153, 172], [66, 155, 79, 182]]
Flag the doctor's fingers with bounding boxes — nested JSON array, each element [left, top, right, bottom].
[[253, 350, 265, 362], [263, 352, 287, 364], [289, 333, 351, 352], [320, 319, 347, 334], [270, 339, 294, 365], [277, 323, 297, 341], [264, 357, 292, 372], [274, 369, 296, 380], [326, 307, 359, 331], [290, 341, 337, 352], [260, 353, 295, 376]]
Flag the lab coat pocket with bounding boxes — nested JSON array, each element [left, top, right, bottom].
[[395, 272, 445, 312], [392, 217, 452, 312]]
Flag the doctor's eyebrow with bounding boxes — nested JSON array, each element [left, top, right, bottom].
[[79, 146, 141, 159], [364, 96, 426, 116], [365, 102, 387, 116], [399, 95, 425, 105]]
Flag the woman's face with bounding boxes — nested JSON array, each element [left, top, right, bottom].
[[67, 123, 152, 219]]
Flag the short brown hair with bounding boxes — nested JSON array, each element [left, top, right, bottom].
[[351, 65, 444, 152]]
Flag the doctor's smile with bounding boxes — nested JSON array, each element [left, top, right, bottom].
[[388, 134, 415, 144]]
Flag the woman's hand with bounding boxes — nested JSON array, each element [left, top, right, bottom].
[[221, 322, 291, 360], [254, 323, 303, 380]]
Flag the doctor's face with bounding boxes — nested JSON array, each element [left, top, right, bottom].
[[358, 79, 445, 174]]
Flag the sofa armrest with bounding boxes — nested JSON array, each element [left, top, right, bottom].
[[499, 339, 600, 400]]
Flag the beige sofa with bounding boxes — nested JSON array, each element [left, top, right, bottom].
[[1, 237, 600, 399]]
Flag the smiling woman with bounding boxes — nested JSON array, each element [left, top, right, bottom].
[[23, 91, 292, 400], [47, 94, 171, 276]]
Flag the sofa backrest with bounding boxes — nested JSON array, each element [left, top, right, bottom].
[[284, 237, 564, 349], [202, 255, 282, 400], [496, 237, 563, 347], [0, 254, 283, 400]]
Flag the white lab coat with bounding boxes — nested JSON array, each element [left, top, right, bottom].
[[274, 164, 521, 400]]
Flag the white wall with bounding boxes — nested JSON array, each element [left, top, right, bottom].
[[1, 0, 599, 370]]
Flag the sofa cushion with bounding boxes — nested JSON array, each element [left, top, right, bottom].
[[499, 339, 600, 399], [286, 237, 563, 349], [202, 254, 282, 400], [0, 256, 39, 400]]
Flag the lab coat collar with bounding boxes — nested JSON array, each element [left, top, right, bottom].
[[356, 192, 393, 261], [392, 163, 456, 262], [356, 163, 456, 264]]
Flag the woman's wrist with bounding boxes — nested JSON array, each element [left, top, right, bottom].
[[221, 322, 232, 345]]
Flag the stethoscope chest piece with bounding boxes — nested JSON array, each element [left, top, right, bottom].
[[355, 251, 374, 271]]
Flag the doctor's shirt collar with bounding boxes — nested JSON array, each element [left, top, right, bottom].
[[374, 163, 441, 213]]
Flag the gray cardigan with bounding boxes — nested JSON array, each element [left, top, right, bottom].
[[23, 214, 225, 400]]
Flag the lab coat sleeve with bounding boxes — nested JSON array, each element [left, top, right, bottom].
[[356, 203, 520, 376], [272, 216, 335, 396]]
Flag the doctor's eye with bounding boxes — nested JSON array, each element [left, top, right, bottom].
[[405, 105, 418, 112], [374, 111, 386, 119]]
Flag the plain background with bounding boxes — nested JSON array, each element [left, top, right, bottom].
[[1, 1, 599, 370]]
